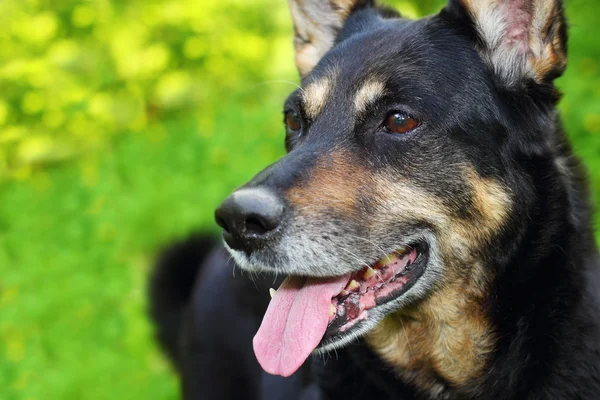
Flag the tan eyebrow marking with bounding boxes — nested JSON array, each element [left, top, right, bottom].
[[354, 80, 386, 114], [302, 78, 331, 119]]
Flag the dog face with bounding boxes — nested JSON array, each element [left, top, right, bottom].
[[216, 0, 567, 382]]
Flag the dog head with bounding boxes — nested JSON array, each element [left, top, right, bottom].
[[215, 0, 568, 380]]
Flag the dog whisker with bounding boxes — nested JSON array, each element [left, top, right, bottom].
[[399, 319, 414, 358], [345, 233, 391, 262]]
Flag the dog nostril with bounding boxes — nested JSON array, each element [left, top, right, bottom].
[[215, 215, 231, 234], [245, 215, 271, 236]]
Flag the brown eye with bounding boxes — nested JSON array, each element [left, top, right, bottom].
[[284, 111, 302, 132], [384, 113, 420, 134]]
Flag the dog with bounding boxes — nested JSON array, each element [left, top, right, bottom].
[[149, 0, 600, 398]]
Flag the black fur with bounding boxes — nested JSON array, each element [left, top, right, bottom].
[[148, 234, 216, 368]]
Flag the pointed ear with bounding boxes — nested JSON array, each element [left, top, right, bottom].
[[446, 0, 567, 86], [289, 0, 375, 78]]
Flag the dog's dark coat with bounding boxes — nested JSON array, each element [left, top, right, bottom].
[[149, 1, 600, 398]]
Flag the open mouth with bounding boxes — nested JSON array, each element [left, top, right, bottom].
[[252, 242, 428, 377], [323, 242, 428, 344]]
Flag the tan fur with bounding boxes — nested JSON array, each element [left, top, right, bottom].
[[469, 168, 512, 230], [354, 80, 387, 114], [286, 149, 366, 212], [332, 0, 362, 16], [372, 167, 511, 256], [295, 39, 326, 79], [364, 167, 511, 395], [528, 0, 567, 81], [289, 0, 363, 77], [303, 79, 332, 119], [366, 280, 494, 390]]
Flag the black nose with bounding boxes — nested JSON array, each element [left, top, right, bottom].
[[215, 188, 284, 253]]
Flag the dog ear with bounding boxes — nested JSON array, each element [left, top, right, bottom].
[[288, 0, 375, 78], [446, 0, 567, 86]]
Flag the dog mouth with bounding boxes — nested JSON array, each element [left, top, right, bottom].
[[323, 242, 427, 343], [252, 242, 428, 377]]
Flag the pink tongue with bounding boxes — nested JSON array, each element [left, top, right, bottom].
[[253, 275, 349, 377]]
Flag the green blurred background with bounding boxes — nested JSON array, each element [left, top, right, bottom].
[[0, 0, 598, 398]]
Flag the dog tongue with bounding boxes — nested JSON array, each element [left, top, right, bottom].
[[253, 275, 349, 377]]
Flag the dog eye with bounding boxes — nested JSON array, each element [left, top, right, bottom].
[[284, 111, 302, 132], [384, 112, 420, 134]]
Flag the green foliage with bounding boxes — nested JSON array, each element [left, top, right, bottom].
[[0, 0, 598, 399], [0, 0, 299, 178]]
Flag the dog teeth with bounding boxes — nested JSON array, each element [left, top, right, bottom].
[[363, 267, 377, 279], [378, 253, 397, 266], [396, 246, 410, 256], [346, 279, 360, 291], [329, 303, 336, 317], [269, 288, 277, 299]]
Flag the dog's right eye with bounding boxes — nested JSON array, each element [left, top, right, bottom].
[[284, 111, 302, 132]]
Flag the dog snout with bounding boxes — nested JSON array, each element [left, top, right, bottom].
[[215, 188, 284, 253]]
